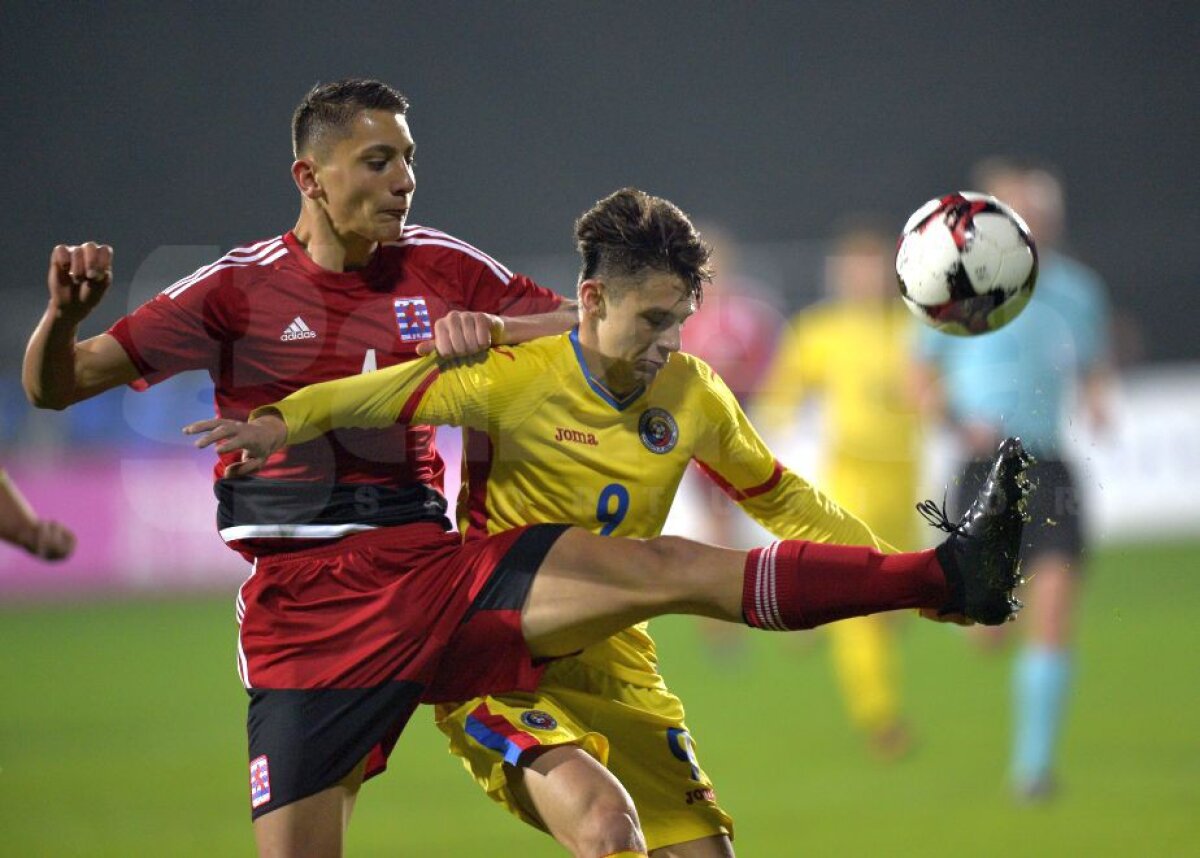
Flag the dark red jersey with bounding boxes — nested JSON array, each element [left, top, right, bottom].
[[108, 226, 561, 557]]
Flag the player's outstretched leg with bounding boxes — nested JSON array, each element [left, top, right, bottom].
[[918, 436, 1033, 625], [522, 438, 1033, 656]]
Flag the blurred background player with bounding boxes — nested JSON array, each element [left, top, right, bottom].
[[676, 223, 782, 660], [756, 220, 920, 759], [914, 157, 1113, 800], [0, 467, 76, 561]]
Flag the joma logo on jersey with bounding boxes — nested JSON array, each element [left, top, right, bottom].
[[554, 427, 599, 446]]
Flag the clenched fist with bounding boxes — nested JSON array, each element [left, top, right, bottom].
[[48, 242, 113, 323]]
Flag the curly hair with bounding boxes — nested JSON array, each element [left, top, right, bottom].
[[575, 188, 711, 303]]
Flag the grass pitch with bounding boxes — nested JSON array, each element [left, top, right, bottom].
[[1, 540, 1197, 856]]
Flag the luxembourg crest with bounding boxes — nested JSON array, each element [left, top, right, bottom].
[[394, 297, 433, 342], [638, 408, 679, 454], [249, 755, 271, 808]]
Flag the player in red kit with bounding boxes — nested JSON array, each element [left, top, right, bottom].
[[23, 78, 574, 856]]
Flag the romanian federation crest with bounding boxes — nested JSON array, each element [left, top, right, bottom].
[[638, 408, 679, 454], [520, 710, 559, 731], [394, 297, 433, 342]]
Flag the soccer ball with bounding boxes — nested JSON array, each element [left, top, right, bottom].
[[895, 192, 1038, 335]]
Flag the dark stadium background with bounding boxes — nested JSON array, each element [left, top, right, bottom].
[[1, 1, 1196, 372], [1, 3, 1197, 856]]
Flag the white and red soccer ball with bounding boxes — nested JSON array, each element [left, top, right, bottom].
[[895, 192, 1038, 335]]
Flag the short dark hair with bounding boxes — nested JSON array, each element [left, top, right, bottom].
[[574, 188, 711, 303], [970, 155, 1062, 192], [292, 78, 410, 157], [828, 212, 896, 252]]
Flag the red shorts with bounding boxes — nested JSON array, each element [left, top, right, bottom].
[[237, 522, 568, 817]]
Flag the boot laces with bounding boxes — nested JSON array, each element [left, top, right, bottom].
[[916, 495, 967, 536]]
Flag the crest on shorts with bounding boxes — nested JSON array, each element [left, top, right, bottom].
[[250, 755, 272, 808], [520, 710, 558, 731], [638, 408, 678, 454], [394, 297, 433, 342]]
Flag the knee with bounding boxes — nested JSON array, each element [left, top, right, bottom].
[[569, 791, 644, 858]]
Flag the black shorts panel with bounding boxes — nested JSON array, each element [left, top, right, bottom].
[[420, 523, 573, 704], [465, 523, 573, 618], [246, 680, 423, 819], [951, 458, 1084, 565]]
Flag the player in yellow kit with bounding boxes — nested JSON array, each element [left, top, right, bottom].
[[188, 189, 1031, 858], [757, 222, 921, 759]]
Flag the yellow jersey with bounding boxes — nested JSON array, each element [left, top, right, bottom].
[[758, 300, 919, 465], [265, 330, 882, 687]]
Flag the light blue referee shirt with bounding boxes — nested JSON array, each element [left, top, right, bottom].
[[917, 252, 1110, 458]]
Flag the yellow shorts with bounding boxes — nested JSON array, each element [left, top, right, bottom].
[[434, 657, 733, 851]]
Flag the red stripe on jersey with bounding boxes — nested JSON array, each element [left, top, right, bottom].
[[695, 458, 785, 502], [462, 429, 494, 541], [469, 702, 542, 752], [397, 367, 442, 424]]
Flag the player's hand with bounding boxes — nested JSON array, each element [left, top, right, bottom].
[[183, 414, 289, 478], [918, 607, 975, 626], [21, 519, 77, 561], [415, 311, 505, 358], [48, 243, 113, 324]]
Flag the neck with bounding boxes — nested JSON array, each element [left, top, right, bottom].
[[293, 204, 377, 271], [575, 326, 639, 395]]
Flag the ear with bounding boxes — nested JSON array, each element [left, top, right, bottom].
[[578, 279, 608, 319], [291, 158, 322, 200]]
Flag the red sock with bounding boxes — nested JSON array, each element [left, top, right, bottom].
[[742, 541, 949, 630]]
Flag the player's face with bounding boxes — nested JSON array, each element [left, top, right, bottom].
[[313, 110, 416, 244], [986, 173, 1062, 248], [590, 272, 696, 391], [828, 236, 892, 303]]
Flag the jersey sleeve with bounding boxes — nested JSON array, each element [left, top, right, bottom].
[[257, 344, 553, 446], [458, 248, 563, 316], [691, 361, 887, 550], [107, 266, 244, 389]]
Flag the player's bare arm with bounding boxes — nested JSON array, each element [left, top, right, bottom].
[[414, 301, 578, 357], [0, 469, 76, 561], [23, 243, 140, 409]]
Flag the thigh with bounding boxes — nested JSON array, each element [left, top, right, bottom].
[[434, 688, 611, 833], [252, 758, 366, 858], [422, 524, 572, 704], [1021, 460, 1085, 564], [242, 530, 446, 819], [246, 684, 421, 820], [550, 665, 734, 853], [508, 744, 641, 846]]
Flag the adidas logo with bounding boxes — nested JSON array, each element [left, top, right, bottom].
[[280, 317, 318, 342]]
